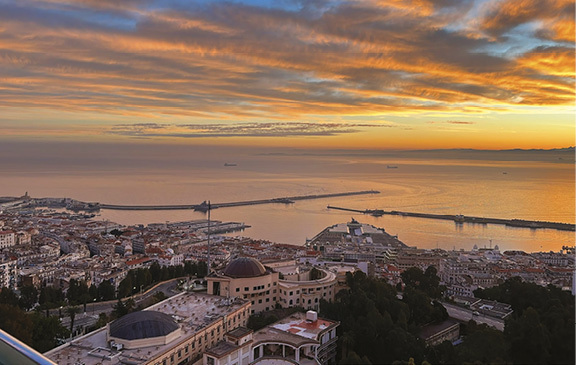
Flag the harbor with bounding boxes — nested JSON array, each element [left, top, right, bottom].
[[326, 206, 575, 232], [97, 190, 380, 211]]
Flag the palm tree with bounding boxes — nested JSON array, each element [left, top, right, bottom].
[[65, 306, 81, 335]]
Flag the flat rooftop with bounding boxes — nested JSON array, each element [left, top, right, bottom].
[[253, 312, 337, 347], [45, 292, 249, 365]]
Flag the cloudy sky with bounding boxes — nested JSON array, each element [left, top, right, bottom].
[[0, 0, 574, 149]]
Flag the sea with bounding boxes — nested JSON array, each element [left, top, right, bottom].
[[1, 142, 574, 253]]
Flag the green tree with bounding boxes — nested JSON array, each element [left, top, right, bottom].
[[65, 306, 81, 334], [94, 312, 110, 329], [0, 287, 19, 306], [30, 312, 69, 352], [97, 280, 116, 301], [67, 279, 90, 305], [455, 321, 508, 364], [38, 286, 65, 309], [117, 275, 133, 298], [18, 285, 38, 311], [112, 298, 128, 318], [506, 307, 551, 364], [0, 303, 33, 345]]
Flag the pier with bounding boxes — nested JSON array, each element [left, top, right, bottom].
[[326, 206, 575, 232], [99, 190, 379, 212]]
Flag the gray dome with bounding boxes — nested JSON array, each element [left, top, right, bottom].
[[223, 257, 266, 278], [109, 311, 178, 340]]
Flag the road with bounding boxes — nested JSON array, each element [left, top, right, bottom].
[[50, 278, 183, 336], [441, 302, 505, 331]]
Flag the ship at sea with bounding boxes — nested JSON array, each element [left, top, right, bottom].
[[224, 163, 237, 166]]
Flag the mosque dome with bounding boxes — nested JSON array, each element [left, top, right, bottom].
[[223, 257, 267, 278], [109, 311, 179, 341]]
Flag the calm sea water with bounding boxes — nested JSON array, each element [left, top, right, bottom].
[[1, 143, 574, 252]]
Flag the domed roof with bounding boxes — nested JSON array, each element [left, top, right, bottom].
[[109, 311, 179, 341], [223, 257, 267, 278]]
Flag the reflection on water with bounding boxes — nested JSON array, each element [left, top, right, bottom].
[[1, 148, 574, 252]]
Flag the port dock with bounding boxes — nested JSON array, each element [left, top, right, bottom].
[[99, 190, 380, 212], [327, 206, 575, 232]]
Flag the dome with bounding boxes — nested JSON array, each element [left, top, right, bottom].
[[223, 257, 267, 278], [109, 311, 179, 341]]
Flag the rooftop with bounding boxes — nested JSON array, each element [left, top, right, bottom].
[[44, 292, 249, 365], [253, 312, 337, 347], [204, 341, 240, 358], [223, 257, 267, 278]]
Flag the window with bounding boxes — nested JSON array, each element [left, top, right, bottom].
[[236, 288, 240, 292], [258, 299, 262, 304], [244, 287, 249, 291], [296, 290, 300, 294], [266, 298, 269, 302], [289, 291, 293, 296]]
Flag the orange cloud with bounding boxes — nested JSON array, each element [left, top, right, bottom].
[[0, 0, 572, 142]]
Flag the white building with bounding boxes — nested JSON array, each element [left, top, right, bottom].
[[0, 230, 15, 249], [0, 258, 17, 289], [44, 292, 251, 365]]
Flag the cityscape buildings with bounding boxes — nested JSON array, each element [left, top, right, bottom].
[[0, 203, 574, 364]]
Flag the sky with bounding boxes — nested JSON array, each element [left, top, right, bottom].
[[0, 0, 574, 150]]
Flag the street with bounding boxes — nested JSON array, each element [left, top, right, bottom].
[[441, 301, 505, 331]]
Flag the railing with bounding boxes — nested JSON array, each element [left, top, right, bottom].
[[0, 329, 57, 365]]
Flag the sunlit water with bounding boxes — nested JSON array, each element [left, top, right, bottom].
[[1, 145, 574, 252]]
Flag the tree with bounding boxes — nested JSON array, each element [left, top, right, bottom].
[[18, 285, 38, 311], [0, 287, 19, 307], [38, 286, 65, 309], [94, 312, 110, 329], [506, 307, 551, 364], [98, 280, 116, 301], [455, 322, 508, 364], [0, 303, 33, 345], [401, 266, 444, 299], [67, 279, 90, 305], [65, 306, 81, 334], [109, 229, 123, 237], [30, 312, 69, 352], [112, 298, 128, 318], [117, 275, 133, 298], [475, 277, 574, 364]]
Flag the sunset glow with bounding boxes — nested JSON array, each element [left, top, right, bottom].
[[0, 0, 574, 149]]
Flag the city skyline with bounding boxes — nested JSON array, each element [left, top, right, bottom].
[[0, 0, 574, 150]]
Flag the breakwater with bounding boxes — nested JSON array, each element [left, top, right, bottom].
[[326, 206, 575, 232], [99, 190, 380, 211]]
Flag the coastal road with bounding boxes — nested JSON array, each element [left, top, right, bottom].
[[441, 302, 505, 331]]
